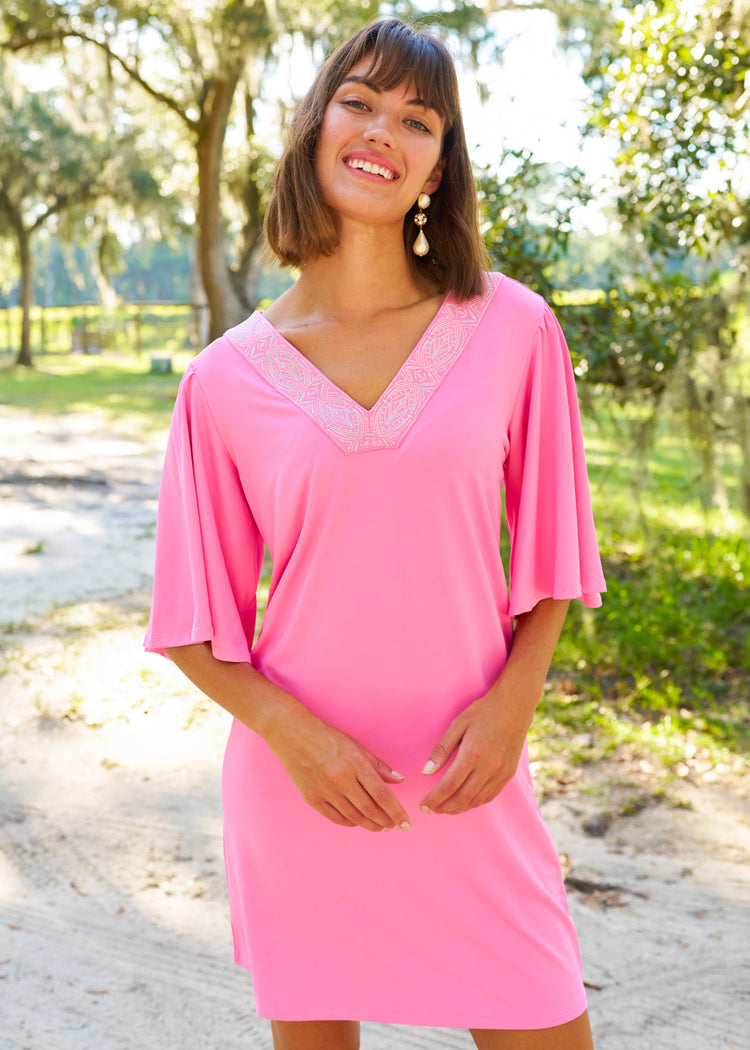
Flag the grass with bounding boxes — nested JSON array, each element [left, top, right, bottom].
[[533, 404, 750, 782], [0, 350, 191, 440], [1, 352, 747, 780]]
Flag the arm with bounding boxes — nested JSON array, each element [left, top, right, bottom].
[[420, 597, 569, 815], [165, 642, 411, 832]]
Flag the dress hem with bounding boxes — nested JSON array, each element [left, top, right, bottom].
[[250, 996, 589, 1030]]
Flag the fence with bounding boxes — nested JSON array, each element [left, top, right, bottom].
[[0, 302, 207, 358]]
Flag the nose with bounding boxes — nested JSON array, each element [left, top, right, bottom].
[[363, 114, 396, 150]]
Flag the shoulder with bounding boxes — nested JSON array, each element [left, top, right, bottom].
[[480, 272, 549, 323], [471, 273, 555, 354], [180, 311, 265, 392]]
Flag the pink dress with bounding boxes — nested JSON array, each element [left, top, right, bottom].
[[144, 273, 605, 1028]]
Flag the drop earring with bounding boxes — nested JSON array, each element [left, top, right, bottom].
[[412, 193, 431, 257]]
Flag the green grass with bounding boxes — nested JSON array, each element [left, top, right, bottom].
[[537, 406, 750, 775], [0, 350, 191, 439]]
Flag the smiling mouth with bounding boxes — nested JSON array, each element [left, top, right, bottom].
[[345, 158, 398, 180]]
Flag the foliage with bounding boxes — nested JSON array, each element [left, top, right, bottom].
[[478, 149, 591, 302], [558, 0, 750, 516], [0, 81, 164, 363], [559, 271, 731, 394], [0, 0, 500, 340], [476, 148, 733, 401], [583, 0, 750, 258], [547, 409, 749, 770]]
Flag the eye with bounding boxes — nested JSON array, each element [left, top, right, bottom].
[[406, 118, 431, 133], [341, 98, 369, 111]]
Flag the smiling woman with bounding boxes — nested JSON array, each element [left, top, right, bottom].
[[145, 16, 605, 1050], [264, 19, 486, 299]]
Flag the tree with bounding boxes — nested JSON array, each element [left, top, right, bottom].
[[478, 148, 591, 302], [584, 0, 749, 259], [2, 1, 560, 340], [569, 0, 750, 513], [0, 81, 162, 364]]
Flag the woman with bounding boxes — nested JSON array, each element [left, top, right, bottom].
[[145, 16, 605, 1050]]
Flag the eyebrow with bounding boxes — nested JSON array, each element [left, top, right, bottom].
[[339, 75, 431, 109]]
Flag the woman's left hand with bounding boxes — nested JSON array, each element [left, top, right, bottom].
[[420, 598, 570, 816], [418, 695, 531, 815]]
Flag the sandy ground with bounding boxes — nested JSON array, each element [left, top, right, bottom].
[[1, 406, 748, 1050]]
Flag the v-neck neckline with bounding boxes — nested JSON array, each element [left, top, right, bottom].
[[225, 272, 501, 455], [259, 291, 454, 415]]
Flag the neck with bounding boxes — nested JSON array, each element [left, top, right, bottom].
[[294, 220, 433, 323]]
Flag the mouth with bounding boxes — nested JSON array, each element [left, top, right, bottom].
[[344, 157, 398, 181]]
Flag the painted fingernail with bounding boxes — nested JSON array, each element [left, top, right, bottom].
[[400, 821, 412, 832], [420, 805, 433, 814], [422, 760, 437, 774], [390, 769, 405, 780]]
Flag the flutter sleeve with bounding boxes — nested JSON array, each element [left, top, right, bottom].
[[504, 304, 605, 617], [144, 366, 263, 662]]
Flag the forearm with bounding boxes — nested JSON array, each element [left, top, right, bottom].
[[164, 641, 313, 745], [487, 597, 570, 725], [165, 641, 411, 831]]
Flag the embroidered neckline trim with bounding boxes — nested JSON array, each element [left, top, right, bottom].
[[225, 272, 501, 455]]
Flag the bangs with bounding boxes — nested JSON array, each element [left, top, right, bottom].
[[331, 20, 459, 125]]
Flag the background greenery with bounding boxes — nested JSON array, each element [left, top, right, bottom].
[[0, 1, 748, 778]]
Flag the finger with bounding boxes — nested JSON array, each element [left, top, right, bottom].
[[317, 800, 358, 827], [424, 766, 515, 815], [347, 781, 399, 828], [433, 771, 492, 814], [357, 769, 412, 830], [336, 794, 393, 832], [420, 747, 480, 812], [367, 752, 406, 783], [421, 717, 467, 775]]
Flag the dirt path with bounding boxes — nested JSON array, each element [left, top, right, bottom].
[[1, 407, 748, 1050]]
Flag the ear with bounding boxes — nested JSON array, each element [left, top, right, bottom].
[[422, 156, 445, 195]]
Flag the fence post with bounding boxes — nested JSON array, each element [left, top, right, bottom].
[[134, 307, 142, 356]]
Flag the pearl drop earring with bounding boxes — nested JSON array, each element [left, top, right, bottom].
[[412, 193, 431, 257]]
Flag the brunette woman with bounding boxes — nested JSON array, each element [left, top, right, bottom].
[[146, 17, 605, 1050]]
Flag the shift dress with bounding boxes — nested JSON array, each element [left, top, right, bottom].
[[144, 272, 606, 1028]]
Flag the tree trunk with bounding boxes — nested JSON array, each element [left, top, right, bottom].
[[15, 227, 33, 367], [196, 73, 246, 342], [92, 227, 119, 309]]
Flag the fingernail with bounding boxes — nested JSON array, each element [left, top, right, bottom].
[[422, 760, 436, 774], [400, 821, 411, 832], [420, 805, 433, 814], [390, 769, 405, 780]]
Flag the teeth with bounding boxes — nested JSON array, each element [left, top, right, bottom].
[[346, 158, 396, 180]]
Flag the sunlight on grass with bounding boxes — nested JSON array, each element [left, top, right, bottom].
[[551, 408, 750, 769], [0, 351, 193, 439]]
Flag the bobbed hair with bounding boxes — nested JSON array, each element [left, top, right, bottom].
[[263, 17, 489, 301]]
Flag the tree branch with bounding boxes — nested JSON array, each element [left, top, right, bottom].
[[29, 180, 109, 234], [5, 28, 200, 133]]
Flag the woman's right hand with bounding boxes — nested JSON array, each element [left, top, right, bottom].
[[164, 643, 410, 833], [266, 711, 412, 832]]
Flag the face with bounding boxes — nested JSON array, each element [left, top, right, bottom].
[[314, 58, 445, 231]]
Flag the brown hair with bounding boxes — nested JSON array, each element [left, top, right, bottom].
[[263, 17, 488, 301]]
